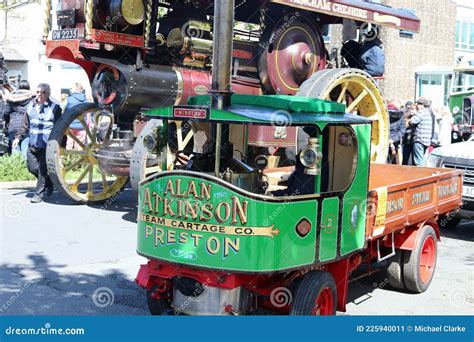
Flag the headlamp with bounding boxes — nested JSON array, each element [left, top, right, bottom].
[[143, 134, 157, 153], [300, 138, 323, 175]]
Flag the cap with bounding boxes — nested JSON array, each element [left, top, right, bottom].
[[387, 102, 399, 111], [416, 97, 430, 107]]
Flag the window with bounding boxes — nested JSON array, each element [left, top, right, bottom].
[[416, 73, 451, 107], [452, 72, 474, 93], [456, 20, 474, 51], [323, 25, 331, 44], [399, 8, 415, 38]]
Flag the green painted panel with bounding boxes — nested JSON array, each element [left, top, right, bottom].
[[137, 174, 318, 272], [449, 92, 474, 124], [340, 124, 371, 256], [319, 197, 339, 262]]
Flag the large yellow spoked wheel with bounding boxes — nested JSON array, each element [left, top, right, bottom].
[[46, 103, 129, 204], [297, 68, 389, 163]]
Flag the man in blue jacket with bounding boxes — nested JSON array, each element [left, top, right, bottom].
[[65, 83, 87, 110], [14, 83, 62, 203]]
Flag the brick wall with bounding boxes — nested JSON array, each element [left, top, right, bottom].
[[380, 0, 457, 102], [328, 0, 457, 103]]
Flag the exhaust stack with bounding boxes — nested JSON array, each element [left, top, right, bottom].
[[210, 0, 235, 110], [210, 0, 235, 176]]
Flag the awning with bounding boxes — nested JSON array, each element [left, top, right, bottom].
[[270, 0, 420, 32]]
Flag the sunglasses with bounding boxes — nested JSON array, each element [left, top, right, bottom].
[[36, 90, 48, 94]]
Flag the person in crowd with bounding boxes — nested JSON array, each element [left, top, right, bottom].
[[437, 106, 454, 147], [341, 40, 363, 69], [66, 83, 88, 150], [387, 102, 406, 164], [359, 37, 385, 77], [402, 101, 416, 165], [341, 39, 385, 77], [13, 83, 62, 203], [59, 92, 69, 112], [3, 80, 34, 156], [424, 99, 439, 151], [409, 97, 434, 166], [0, 51, 8, 86], [65, 83, 87, 111]]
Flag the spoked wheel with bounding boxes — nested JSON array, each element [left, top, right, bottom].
[[46, 103, 128, 204], [130, 120, 195, 193], [167, 120, 195, 167], [290, 271, 337, 315], [297, 68, 389, 163]]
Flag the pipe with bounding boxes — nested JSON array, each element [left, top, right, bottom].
[[210, 0, 234, 176], [210, 0, 235, 110]]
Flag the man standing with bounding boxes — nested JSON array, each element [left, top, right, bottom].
[[13, 83, 62, 203], [410, 97, 433, 166]]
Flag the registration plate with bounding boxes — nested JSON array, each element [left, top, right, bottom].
[[462, 185, 474, 198], [52, 29, 79, 40]]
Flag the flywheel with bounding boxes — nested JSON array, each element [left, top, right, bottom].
[[259, 13, 326, 95]]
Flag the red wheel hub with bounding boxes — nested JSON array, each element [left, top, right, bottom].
[[312, 288, 334, 315], [419, 235, 436, 284]]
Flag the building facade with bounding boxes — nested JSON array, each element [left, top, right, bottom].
[[328, 0, 457, 107], [381, 0, 457, 107], [0, 1, 90, 100]]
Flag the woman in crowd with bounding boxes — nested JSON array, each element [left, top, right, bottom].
[[402, 101, 416, 165], [436, 106, 454, 147], [387, 101, 406, 164], [2, 80, 34, 156]]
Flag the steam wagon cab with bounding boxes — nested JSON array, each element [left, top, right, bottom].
[[135, 94, 464, 315]]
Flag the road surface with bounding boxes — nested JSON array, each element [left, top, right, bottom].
[[0, 188, 472, 315]]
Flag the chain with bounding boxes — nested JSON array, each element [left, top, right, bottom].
[[144, 0, 153, 47], [85, 0, 94, 40], [259, 8, 267, 31], [42, 0, 52, 40]]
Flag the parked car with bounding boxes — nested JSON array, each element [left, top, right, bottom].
[[425, 137, 474, 227]]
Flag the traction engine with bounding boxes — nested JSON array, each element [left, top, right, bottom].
[[43, 0, 419, 203]]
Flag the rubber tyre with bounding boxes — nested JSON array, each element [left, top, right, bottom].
[[402, 225, 438, 293], [146, 289, 172, 315], [46, 103, 128, 204], [386, 249, 406, 291], [290, 271, 337, 316]]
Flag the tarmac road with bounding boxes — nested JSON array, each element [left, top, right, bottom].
[[0, 187, 472, 316]]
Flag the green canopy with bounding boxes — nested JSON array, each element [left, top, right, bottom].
[[144, 94, 372, 126]]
